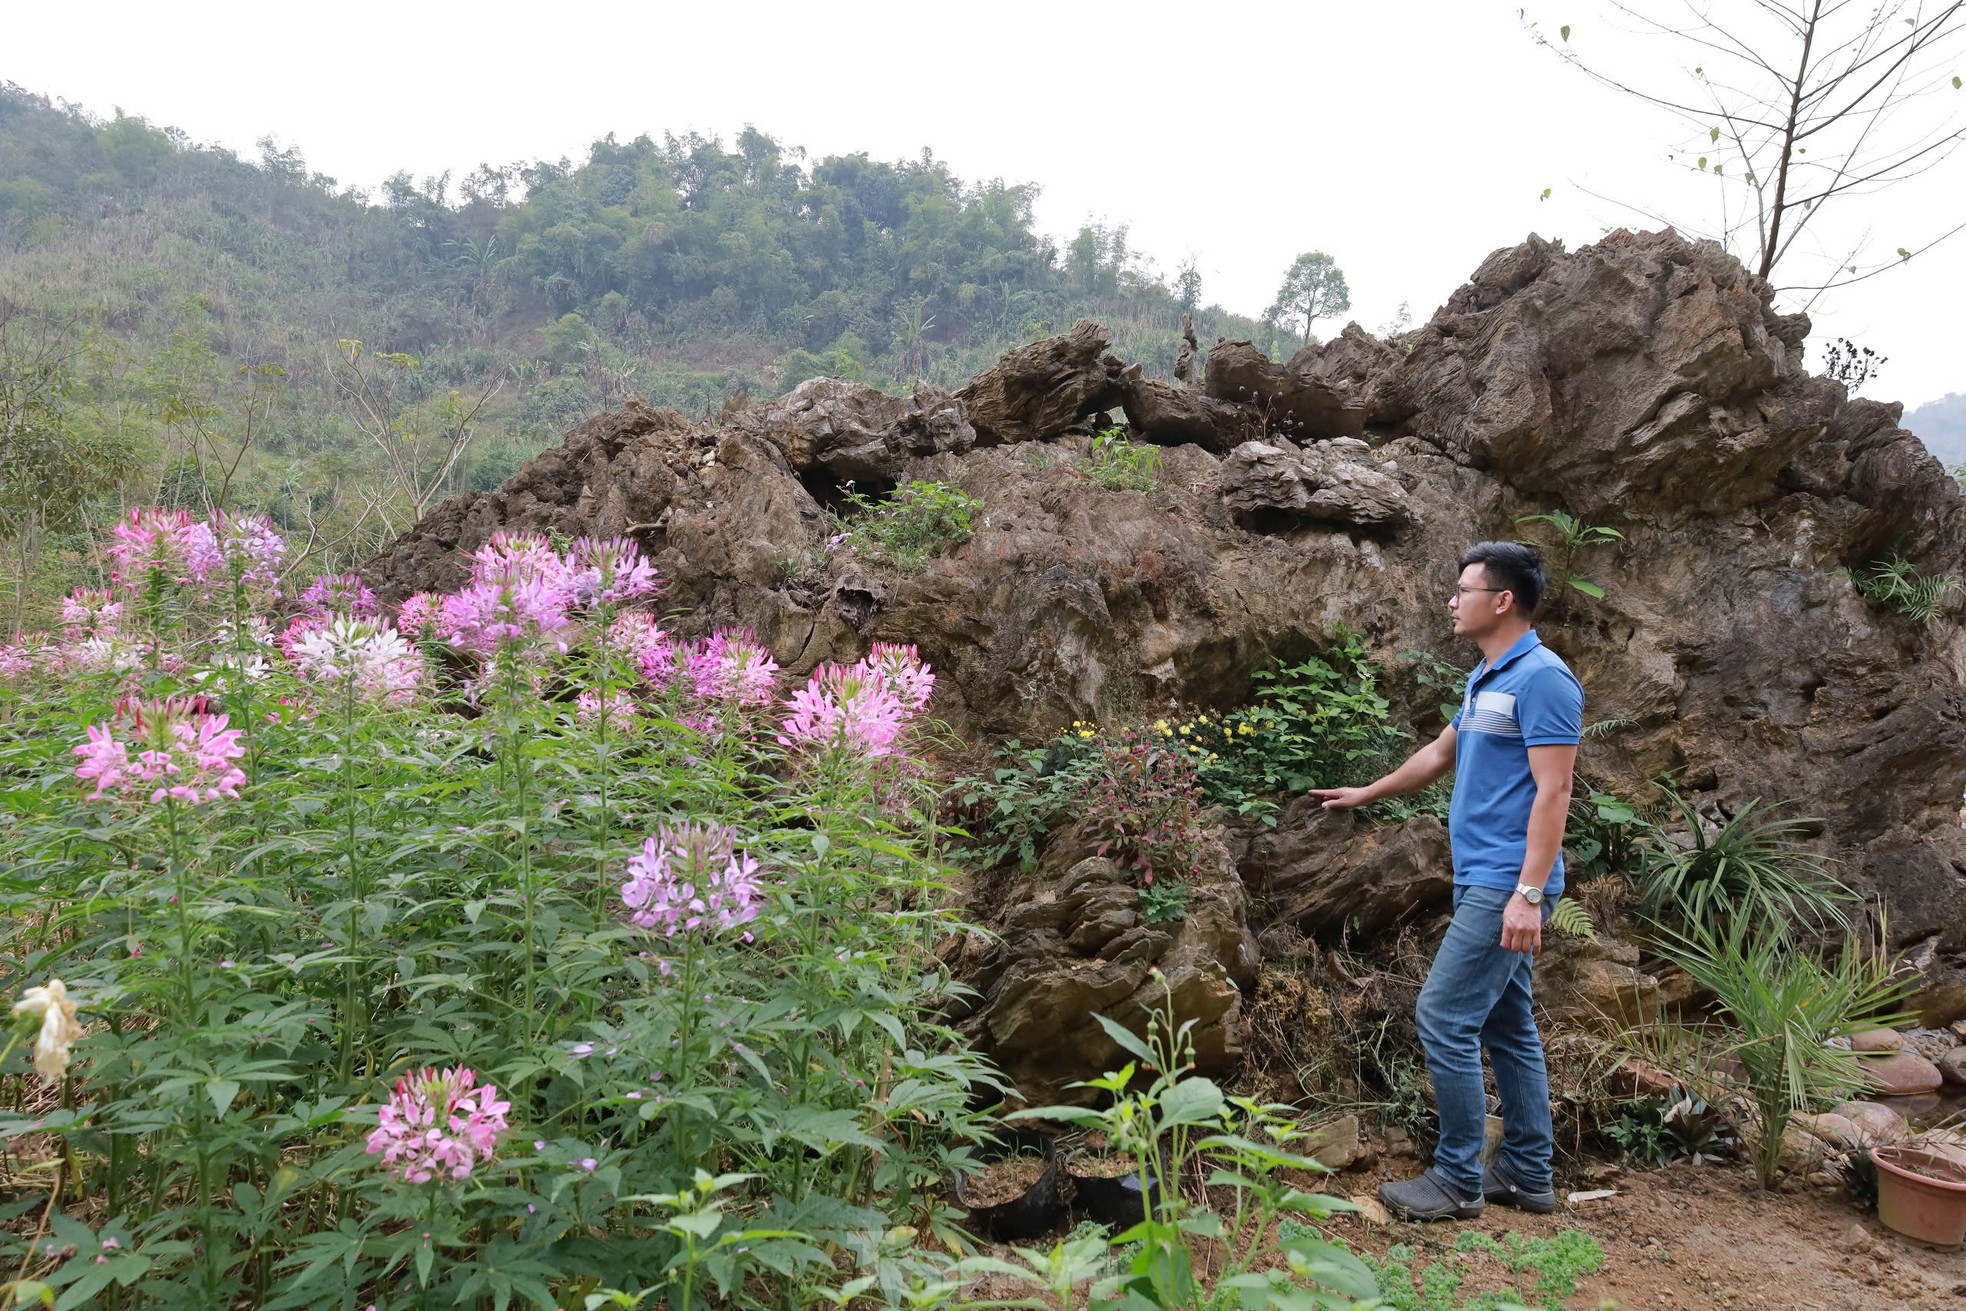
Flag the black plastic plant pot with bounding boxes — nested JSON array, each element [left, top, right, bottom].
[[953, 1153, 1069, 1242], [1070, 1169, 1161, 1228]]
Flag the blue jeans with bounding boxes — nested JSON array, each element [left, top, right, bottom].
[[1414, 884, 1554, 1199]]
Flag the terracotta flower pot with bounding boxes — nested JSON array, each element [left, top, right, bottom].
[[1871, 1144, 1966, 1249]]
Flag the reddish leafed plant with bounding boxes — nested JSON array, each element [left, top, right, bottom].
[[1075, 727, 1208, 884]]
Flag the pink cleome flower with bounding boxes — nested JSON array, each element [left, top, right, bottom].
[[105, 508, 219, 590], [394, 592, 455, 642], [683, 629, 779, 706], [213, 513, 287, 595], [365, 1066, 511, 1184], [0, 642, 34, 680], [299, 574, 379, 619], [444, 533, 575, 656], [777, 660, 910, 759], [620, 822, 764, 938], [609, 612, 677, 687], [73, 696, 248, 805], [60, 590, 123, 643], [470, 532, 571, 591], [864, 643, 935, 713], [575, 687, 640, 731], [567, 536, 660, 606]]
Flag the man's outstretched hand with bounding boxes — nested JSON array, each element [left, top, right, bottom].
[[1308, 787, 1374, 810], [1501, 894, 1544, 955]]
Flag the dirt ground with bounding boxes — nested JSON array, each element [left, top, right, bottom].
[[1331, 1152, 1966, 1309]]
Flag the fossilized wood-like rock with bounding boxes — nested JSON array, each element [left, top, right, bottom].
[[1203, 340, 1368, 441], [956, 319, 1125, 445], [1218, 439, 1412, 530], [1231, 801, 1454, 937], [740, 377, 974, 485], [367, 227, 1966, 989], [1117, 366, 1253, 453]]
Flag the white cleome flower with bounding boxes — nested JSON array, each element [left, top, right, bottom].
[[12, 978, 84, 1082], [290, 619, 423, 706]]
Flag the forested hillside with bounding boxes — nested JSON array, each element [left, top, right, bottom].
[[1908, 392, 1966, 466], [0, 83, 1275, 621]]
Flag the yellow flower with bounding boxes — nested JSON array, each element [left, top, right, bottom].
[[1238, 723, 1254, 736], [1078, 729, 1094, 739], [1177, 724, 1190, 735], [1154, 719, 1169, 733], [1208, 752, 1220, 760], [12, 978, 82, 1083]]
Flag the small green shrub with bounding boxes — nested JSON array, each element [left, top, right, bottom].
[[1564, 787, 1651, 881], [1601, 1090, 1728, 1167], [1634, 787, 1851, 936], [948, 731, 1102, 872], [1851, 551, 1960, 619], [1155, 634, 1411, 812], [1085, 426, 1162, 492], [997, 990, 1383, 1309], [1516, 509, 1622, 602], [837, 479, 980, 570], [1137, 880, 1190, 925]]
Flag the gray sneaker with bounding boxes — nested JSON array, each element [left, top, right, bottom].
[[1482, 1160, 1559, 1214], [1379, 1168, 1486, 1221]]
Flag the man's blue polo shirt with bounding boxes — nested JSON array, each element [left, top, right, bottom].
[[1448, 630, 1583, 897]]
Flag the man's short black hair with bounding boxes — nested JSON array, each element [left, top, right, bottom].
[[1459, 541, 1546, 615]]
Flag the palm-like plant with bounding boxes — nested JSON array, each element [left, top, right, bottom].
[[1650, 919, 1913, 1187], [1635, 789, 1851, 936]]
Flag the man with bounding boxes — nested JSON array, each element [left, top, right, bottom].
[[1310, 541, 1582, 1221]]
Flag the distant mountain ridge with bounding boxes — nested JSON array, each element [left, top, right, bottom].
[[1908, 393, 1966, 467]]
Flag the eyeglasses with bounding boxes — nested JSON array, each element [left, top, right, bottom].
[[1451, 585, 1506, 598]]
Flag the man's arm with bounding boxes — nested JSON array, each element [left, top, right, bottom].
[[1309, 725, 1457, 810], [1499, 742, 1578, 954]]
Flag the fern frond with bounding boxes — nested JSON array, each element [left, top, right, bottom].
[[1548, 897, 1598, 941]]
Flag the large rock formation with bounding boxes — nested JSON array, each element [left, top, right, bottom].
[[367, 229, 1966, 1094]]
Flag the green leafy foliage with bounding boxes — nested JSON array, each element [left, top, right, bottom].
[[1075, 727, 1213, 883], [1137, 880, 1190, 925], [947, 733, 1102, 872], [835, 479, 980, 571], [1643, 918, 1914, 1187], [1159, 635, 1411, 807], [1545, 896, 1598, 941], [1850, 551, 1961, 619], [1366, 1228, 1601, 1310], [1084, 426, 1163, 492], [1601, 1090, 1729, 1167], [1515, 511, 1623, 602], [999, 991, 1384, 1310], [1634, 788, 1851, 936], [1562, 787, 1650, 882]]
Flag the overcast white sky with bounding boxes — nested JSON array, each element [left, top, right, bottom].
[[11, 0, 1964, 408]]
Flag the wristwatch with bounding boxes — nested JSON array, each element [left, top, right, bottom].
[[1514, 883, 1544, 906]]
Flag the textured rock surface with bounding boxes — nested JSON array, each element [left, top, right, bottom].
[[366, 227, 1966, 1094], [1218, 439, 1413, 530], [943, 850, 1260, 1104]]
